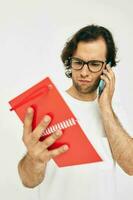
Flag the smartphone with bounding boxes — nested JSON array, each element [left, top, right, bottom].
[[98, 62, 112, 96]]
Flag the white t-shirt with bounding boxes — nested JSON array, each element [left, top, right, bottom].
[[38, 91, 132, 200]]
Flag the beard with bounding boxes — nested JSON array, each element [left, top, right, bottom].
[[72, 76, 100, 94]]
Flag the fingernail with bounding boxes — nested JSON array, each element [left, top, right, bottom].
[[27, 107, 33, 113], [64, 145, 69, 150], [56, 129, 62, 136], [44, 115, 51, 123]]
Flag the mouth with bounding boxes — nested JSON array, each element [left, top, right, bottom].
[[78, 80, 92, 84]]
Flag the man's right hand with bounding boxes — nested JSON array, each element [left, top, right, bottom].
[[18, 107, 69, 188], [23, 107, 69, 165]]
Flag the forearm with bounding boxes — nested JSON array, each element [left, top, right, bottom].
[[100, 106, 133, 175], [18, 153, 47, 188]]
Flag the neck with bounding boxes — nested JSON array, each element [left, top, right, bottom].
[[66, 86, 97, 102]]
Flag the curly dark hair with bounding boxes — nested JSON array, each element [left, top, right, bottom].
[[61, 24, 118, 78]]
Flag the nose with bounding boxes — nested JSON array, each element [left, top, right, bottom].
[[80, 64, 91, 77]]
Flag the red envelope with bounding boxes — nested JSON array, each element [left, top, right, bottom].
[[9, 77, 102, 167]]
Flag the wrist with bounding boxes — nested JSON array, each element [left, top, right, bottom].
[[99, 102, 112, 112], [26, 153, 46, 170], [99, 104, 114, 118]]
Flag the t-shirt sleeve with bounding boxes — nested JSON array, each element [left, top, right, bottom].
[[112, 100, 133, 138]]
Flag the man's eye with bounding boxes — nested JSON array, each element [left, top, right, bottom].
[[74, 61, 82, 65], [91, 62, 100, 66]]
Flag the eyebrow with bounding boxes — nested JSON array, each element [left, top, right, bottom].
[[72, 57, 104, 62]]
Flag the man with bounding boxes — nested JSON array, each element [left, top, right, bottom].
[[18, 25, 133, 200]]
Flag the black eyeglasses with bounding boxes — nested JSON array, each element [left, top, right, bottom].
[[70, 57, 106, 73]]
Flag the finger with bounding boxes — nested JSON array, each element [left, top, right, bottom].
[[42, 129, 63, 149], [23, 107, 34, 136], [32, 115, 51, 142], [48, 144, 69, 159], [105, 65, 116, 88], [106, 64, 112, 72], [106, 65, 115, 83], [102, 69, 112, 81]]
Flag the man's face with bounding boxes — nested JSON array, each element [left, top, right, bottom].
[[71, 38, 107, 94]]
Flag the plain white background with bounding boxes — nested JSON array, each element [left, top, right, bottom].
[[0, 0, 133, 199]]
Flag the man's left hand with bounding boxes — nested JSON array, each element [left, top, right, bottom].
[[98, 64, 115, 110]]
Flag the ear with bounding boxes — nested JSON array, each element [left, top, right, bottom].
[[65, 68, 72, 78], [64, 57, 71, 68]]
